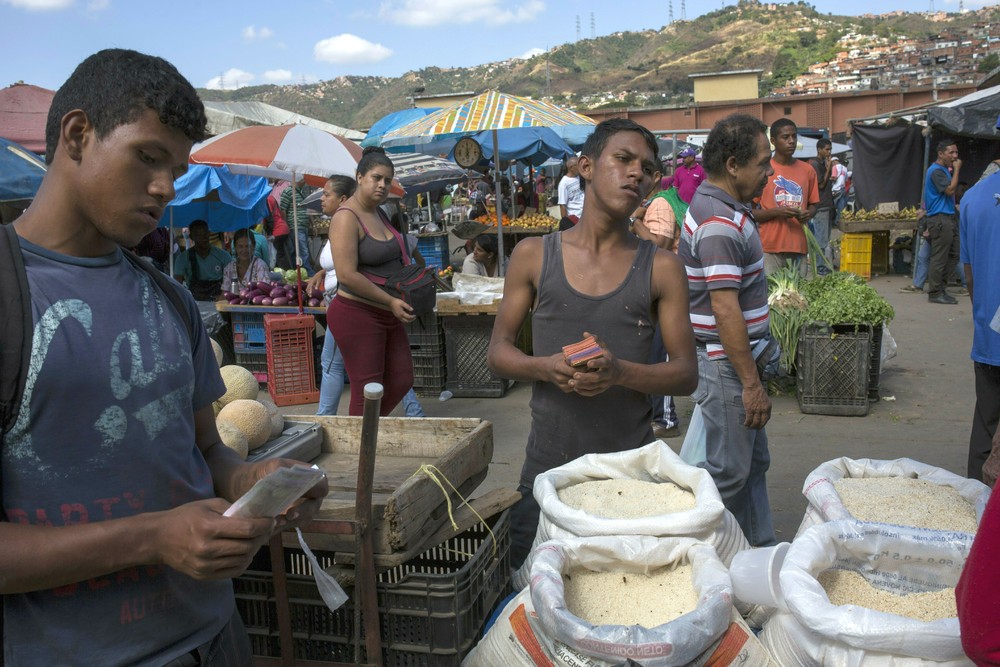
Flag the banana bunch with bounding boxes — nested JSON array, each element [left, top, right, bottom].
[[842, 206, 921, 222]]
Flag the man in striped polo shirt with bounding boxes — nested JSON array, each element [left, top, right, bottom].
[[678, 114, 777, 547]]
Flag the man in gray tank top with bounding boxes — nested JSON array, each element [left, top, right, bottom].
[[487, 119, 699, 568], [678, 114, 778, 547]]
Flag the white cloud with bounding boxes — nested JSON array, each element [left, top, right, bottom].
[[263, 69, 294, 83], [516, 47, 545, 60], [86, 0, 109, 10], [314, 34, 393, 64], [379, 0, 544, 27], [2, 0, 74, 10], [204, 68, 255, 90], [242, 25, 274, 41]]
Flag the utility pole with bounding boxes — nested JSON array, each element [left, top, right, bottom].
[[669, 0, 674, 24], [576, 15, 581, 41], [681, 0, 687, 21], [590, 12, 595, 39], [218, 71, 225, 90]]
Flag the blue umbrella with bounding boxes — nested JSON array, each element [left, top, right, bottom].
[[361, 107, 440, 148], [0, 137, 46, 203], [160, 164, 271, 232], [466, 127, 574, 166]]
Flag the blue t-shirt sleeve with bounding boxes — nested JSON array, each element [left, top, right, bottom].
[[172, 250, 191, 281], [931, 168, 951, 194]]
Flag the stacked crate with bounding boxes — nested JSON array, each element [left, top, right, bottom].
[[406, 312, 447, 397]]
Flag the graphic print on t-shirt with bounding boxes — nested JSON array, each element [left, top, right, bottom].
[[773, 175, 804, 209]]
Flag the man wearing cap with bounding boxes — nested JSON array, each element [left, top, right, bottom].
[[673, 147, 706, 204]]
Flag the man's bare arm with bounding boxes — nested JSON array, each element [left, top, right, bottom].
[[708, 288, 771, 430]]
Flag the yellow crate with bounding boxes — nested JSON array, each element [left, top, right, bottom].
[[841, 233, 873, 280], [840, 231, 890, 280]]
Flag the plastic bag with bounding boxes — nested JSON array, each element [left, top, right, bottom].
[[881, 326, 897, 369], [760, 520, 973, 665], [679, 402, 706, 466], [796, 457, 990, 538], [466, 536, 733, 667], [514, 443, 749, 589]]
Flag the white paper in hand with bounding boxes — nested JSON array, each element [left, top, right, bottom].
[[223, 465, 326, 519]]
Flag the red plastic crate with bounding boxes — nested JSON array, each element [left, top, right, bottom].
[[265, 314, 319, 407]]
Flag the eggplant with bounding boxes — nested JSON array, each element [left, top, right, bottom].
[[307, 298, 321, 308], [267, 287, 284, 299], [310, 288, 324, 300], [271, 297, 290, 306], [261, 297, 272, 306], [251, 295, 266, 305], [228, 297, 242, 305]]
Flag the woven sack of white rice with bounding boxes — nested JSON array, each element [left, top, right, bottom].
[[759, 520, 974, 666], [513, 442, 749, 591], [465, 536, 733, 667], [795, 457, 989, 539]]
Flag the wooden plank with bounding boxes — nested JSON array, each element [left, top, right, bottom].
[[385, 421, 493, 550], [215, 302, 326, 315], [435, 299, 500, 315], [292, 487, 521, 569], [840, 219, 918, 233], [281, 416, 493, 554]]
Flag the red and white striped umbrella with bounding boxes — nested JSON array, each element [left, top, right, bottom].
[[190, 123, 404, 196]]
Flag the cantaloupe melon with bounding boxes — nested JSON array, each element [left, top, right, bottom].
[[258, 398, 284, 438], [217, 421, 249, 460], [210, 339, 224, 367], [217, 365, 259, 407], [217, 399, 271, 449]]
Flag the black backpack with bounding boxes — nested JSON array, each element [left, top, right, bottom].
[[0, 224, 192, 436]]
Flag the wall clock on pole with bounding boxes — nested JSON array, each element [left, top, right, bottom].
[[454, 137, 483, 168]]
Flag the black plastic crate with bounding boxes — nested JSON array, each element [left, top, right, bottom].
[[796, 323, 872, 417], [235, 351, 268, 384], [234, 511, 510, 667], [405, 312, 446, 357], [443, 314, 511, 398], [411, 354, 447, 397], [869, 324, 883, 402]]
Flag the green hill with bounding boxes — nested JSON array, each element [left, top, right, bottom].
[[197, 1, 996, 130]]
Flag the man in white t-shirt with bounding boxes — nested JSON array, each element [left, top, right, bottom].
[[557, 156, 585, 221]]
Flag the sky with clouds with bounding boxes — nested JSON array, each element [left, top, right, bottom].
[[0, 0, 966, 94]]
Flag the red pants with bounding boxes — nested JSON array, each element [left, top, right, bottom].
[[326, 296, 413, 416]]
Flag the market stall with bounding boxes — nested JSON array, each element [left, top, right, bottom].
[[380, 90, 596, 275]]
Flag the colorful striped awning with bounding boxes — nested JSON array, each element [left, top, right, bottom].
[[381, 91, 595, 148]]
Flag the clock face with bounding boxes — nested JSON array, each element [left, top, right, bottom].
[[454, 137, 482, 168]]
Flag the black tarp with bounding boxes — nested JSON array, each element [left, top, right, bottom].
[[850, 123, 925, 210], [927, 86, 1000, 139]]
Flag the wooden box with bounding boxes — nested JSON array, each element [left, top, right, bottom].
[[283, 415, 493, 557]]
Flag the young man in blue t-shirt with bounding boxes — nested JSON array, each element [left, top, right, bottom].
[[1, 49, 327, 666]]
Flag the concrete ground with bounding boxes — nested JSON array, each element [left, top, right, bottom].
[[279, 270, 978, 543]]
